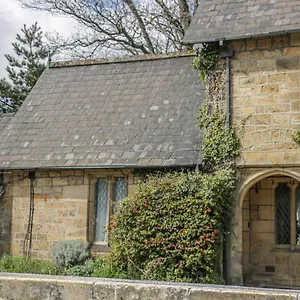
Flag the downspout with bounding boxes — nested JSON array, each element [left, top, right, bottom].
[[220, 48, 234, 130], [220, 46, 234, 283]]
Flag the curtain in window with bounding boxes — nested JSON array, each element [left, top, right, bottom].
[[275, 183, 291, 244], [95, 178, 109, 242]]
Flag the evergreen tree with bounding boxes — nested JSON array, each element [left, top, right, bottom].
[[0, 22, 48, 113]]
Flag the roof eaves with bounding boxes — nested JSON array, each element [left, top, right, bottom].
[[183, 28, 300, 45], [0, 163, 199, 172]]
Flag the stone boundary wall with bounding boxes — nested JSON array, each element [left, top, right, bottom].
[[0, 273, 299, 300]]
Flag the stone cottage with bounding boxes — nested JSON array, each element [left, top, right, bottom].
[[0, 54, 204, 258], [184, 0, 300, 288]]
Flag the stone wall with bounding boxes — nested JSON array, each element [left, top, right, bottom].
[[229, 33, 300, 166], [1, 169, 138, 259], [0, 273, 299, 300]]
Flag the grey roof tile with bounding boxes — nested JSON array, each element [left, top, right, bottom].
[[183, 0, 300, 44], [0, 113, 14, 133], [0, 54, 204, 169]]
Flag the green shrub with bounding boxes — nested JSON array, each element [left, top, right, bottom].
[[109, 169, 235, 283], [66, 259, 94, 277], [92, 257, 129, 279], [51, 240, 89, 271], [0, 254, 59, 275]]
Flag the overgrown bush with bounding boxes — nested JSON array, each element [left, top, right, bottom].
[[52, 240, 89, 271], [66, 259, 94, 277], [109, 169, 235, 283], [0, 254, 59, 275], [92, 257, 129, 279]]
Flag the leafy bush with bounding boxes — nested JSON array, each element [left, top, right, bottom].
[[0, 254, 59, 275], [109, 169, 235, 283], [92, 257, 129, 279], [52, 240, 89, 271], [66, 259, 94, 277]]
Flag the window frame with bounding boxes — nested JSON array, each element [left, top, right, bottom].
[[272, 178, 300, 251], [88, 172, 128, 246]]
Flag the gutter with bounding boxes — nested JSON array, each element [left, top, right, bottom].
[[182, 28, 300, 45], [0, 163, 200, 172]]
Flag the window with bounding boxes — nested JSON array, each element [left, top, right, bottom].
[[93, 176, 128, 243], [274, 180, 300, 249], [0, 174, 4, 200]]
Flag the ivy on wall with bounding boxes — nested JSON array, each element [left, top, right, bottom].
[[108, 44, 240, 284]]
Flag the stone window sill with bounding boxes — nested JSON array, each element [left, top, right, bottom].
[[90, 244, 110, 256]]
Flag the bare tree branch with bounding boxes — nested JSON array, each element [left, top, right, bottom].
[[20, 0, 198, 59]]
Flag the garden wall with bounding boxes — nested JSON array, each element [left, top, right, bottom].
[[0, 273, 299, 300]]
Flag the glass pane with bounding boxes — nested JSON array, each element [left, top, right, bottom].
[[275, 183, 291, 244], [95, 178, 109, 242], [296, 186, 300, 245], [113, 177, 128, 213]]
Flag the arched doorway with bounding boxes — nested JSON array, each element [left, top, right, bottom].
[[240, 170, 300, 287]]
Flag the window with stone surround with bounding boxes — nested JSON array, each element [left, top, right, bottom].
[[92, 176, 128, 244], [0, 174, 4, 200], [274, 179, 300, 249]]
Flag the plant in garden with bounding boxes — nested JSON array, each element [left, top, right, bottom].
[[0, 255, 59, 275], [51, 240, 90, 272], [109, 169, 235, 283]]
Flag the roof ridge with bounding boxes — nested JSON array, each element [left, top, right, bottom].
[[51, 51, 195, 68]]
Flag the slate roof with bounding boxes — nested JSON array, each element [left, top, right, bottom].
[[0, 113, 14, 133], [183, 0, 300, 44], [0, 53, 204, 170]]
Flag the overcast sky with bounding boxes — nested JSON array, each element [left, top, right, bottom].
[[0, 0, 75, 78]]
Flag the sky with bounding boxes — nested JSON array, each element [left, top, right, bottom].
[[0, 0, 75, 78]]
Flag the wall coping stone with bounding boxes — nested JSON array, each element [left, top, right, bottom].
[[0, 273, 299, 300]]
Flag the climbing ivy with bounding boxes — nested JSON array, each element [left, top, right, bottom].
[[293, 130, 300, 144], [192, 43, 220, 83]]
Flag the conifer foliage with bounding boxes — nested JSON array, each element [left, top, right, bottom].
[[0, 23, 48, 112]]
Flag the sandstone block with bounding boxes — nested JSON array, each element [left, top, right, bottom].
[[272, 35, 289, 48], [271, 114, 290, 125], [268, 73, 286, 83], [52, 177, 68, 186], [239, 76, 256, 87], [284, 47, 300, 56], [261, 85, 279, 93], [291, 32, 300, 46], [291, 101, 300, 111], [252, 220, 274, 233], [288, 72, 300, 87], [280, 89, 299, 100], [276, 57, 299, 70], [257, 38, 272, 49], [257, 59, 275, 71], [251, 115, 271, 125], [247, 39, 257, 50], [267, 152, 284, 165], [62, 185, 88, 200], [256, 74, 268, 85]]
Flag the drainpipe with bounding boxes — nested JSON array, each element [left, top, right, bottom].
[[220, 49, 234, 129], [219, 47, 234, 284]]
